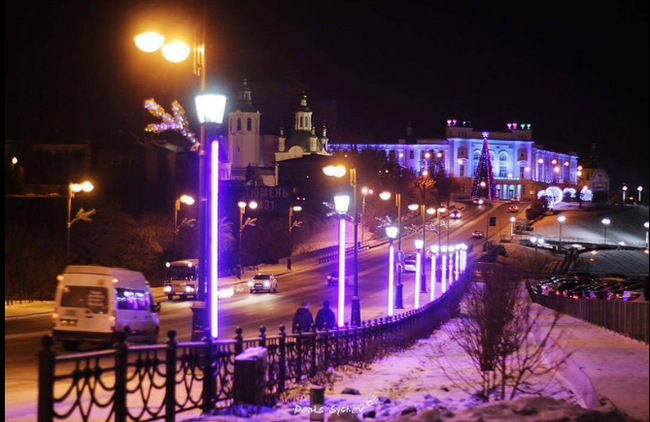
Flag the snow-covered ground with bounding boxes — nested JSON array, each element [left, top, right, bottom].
[[531, 205, 648, 247], [574, 248, 649, 274], [199, 317, 588, 421]]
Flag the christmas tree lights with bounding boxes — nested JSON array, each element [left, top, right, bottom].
[[144, 98, 198, 146], [470, 133, 497, 200]]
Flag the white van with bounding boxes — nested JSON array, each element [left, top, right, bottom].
[[52, 266, 161, 350]]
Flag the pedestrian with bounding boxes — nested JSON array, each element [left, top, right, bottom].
[[292, 301, 314, 333], [315, 300, 337, 330]]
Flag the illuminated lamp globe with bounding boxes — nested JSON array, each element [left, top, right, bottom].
[[248, 201, 259, 210], [180, 195, 195, 205], [292, 205, 303, 212], [408, 204, 419, 211], [334, 195, 350, 214], [195, 94, 227, 124], [237, 201, 248, 209], [162, 41, 191, 63], [426, 208, 436, 215], [134, 32, 165, 53], [379, 191, 392, 201], [385, 226, 399, 239], [415, 239, 424, 250]]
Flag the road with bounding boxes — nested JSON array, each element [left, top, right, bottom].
[[5, 201, 516, 421]]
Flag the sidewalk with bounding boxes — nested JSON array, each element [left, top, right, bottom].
[[533, 303, 649, 420]]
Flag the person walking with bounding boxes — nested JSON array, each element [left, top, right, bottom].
[[292, 301, 314, 333], [315, 300, 337, 330]]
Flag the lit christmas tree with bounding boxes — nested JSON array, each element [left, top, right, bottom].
[[470, 132, 497, 200]]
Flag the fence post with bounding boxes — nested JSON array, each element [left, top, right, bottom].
[[323, 324, 330, 370], [202, 332, 215, 414], [310, 323, 318, 377], [296, 325, 303, 382], [344, 323, 350, 365], [235, 327, 244, 355], [37, 335, 55, 422], [114, 331, 128, 422], [165, 330, 177, 422], [259, 326, 267, 348], [278, 325, 287, 393]]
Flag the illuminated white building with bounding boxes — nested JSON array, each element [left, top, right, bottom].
[[332, 120, 579, 201]]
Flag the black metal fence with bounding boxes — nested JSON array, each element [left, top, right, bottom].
[[528, 287, 649, 344], [38, 268, 470, 422]]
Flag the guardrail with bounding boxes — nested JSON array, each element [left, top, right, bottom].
[[317, 242, 370, 264], [37, 267, 470, 422], [527, 283, 649, 344]]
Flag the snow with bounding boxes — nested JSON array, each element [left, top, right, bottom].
[[4, 301, 55, 320], [574, 249, 649, 275], [199, 318, 582, 421]]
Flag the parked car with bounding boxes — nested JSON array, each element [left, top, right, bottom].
[[53, 265, 161, 350], [327, 272, 349, 286], [471, 229, 485, 239], [507, 205, 520, 213], [248, 274, 278, 293], [510, 197, 520, 204], [607, 281, 645, 301], [450, 210, 462, 220]]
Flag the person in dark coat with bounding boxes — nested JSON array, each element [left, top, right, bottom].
[[315, 300, 337, 330], [292, 301, 314, 333]]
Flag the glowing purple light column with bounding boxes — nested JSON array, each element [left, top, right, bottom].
[[414, 239, 423, 309], [430, 246, 439, 301], [338, 218, 346, 327], [386, 226, 398, 317], [441, 246, 448, 294], [210, 140, 220, 338]]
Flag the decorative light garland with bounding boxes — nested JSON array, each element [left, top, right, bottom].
[[144, 98, 198, 149]]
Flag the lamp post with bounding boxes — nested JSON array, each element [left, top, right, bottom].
[[622, 185, 628, 204], [638, 186, 644, 203], [601, 218, 611, 244], [324, 165, 362, 327], [381, 190, 403, 309], [172, 194, 195, 261], [430, 245, 439, 301], [557, 215, 566, 244], [333, 195, 350, 327], [509, 216, 516, 239], [66, 181, 94, 264], [287, 205, 303, 270], [360, 187, 373, 250], [530, 237, 544, 270], [195, 93, 227, 340], [414, 239, 423, 309], [386, 226, 398, 317], [436, 207, 447, 253], [441, 246, 448, 294], [644, 222, 649, 247], [237, 200, 258, 279]]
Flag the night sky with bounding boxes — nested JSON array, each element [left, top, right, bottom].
[[5, 1, 649, 185]]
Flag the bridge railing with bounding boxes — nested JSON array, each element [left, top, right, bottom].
[[37, 267, 470, 422]]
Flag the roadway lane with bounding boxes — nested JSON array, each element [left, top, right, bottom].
[[5, 201, 513, 421]]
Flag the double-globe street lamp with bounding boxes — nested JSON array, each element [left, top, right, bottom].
[[237, 201, 258, 279], [67, 181, 95, 264], [287, 205, 303, 270]]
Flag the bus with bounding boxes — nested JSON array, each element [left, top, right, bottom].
[[163, 259, 198, 300]]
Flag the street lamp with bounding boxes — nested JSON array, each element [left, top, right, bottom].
[[67, 181, 94, 264], [622, 185, 629, 204], [510, 216, 516, 238], [172, 194, 196, 260], [134, 31, 166, 53], [379, 191, 392, 201], [557, 215, 566, 243], [195, 92, 228, 340], [601, 218, 611, 244], [380, 189, 403, 309], [430, 245, 439, 301], [324, 165, 362, 326], [360, 187, 373, 250], [287, 205, 303, 270], [236, 201, 258, 279], [334, 195, 350, 327], [386, 226, 398, 317], [638, 186, 644, 203], [414, 239, 423, 309], [440, 246, 448, 294], [644, 222, 649, 247]]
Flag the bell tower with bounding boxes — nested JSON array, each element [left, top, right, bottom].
[[227, 78, 261, 180]]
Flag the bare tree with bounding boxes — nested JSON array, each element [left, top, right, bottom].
[[446, 264, 568, 402]]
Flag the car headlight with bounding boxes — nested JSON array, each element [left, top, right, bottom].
[[263, 280, 271, 287], [164, 285, 172, 293], [248, 281, 254, 287], [327, 276, 332, 280], [185, 286, 195, 293], [218, 288, 235, 299]]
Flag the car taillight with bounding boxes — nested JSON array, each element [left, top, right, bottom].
[[110, 311, 116, 327]]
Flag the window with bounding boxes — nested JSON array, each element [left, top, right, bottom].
[[247, 118, 252, 131], [237, 118, 242, 131], [116, 288, 151, 311], [60, 286, 108, 314], [520, 166, 526, 179], [473, 150, 481, 164], [409, 151, 415, 160], [460, 164, 466, 177], [498, 152, 508, 178], [300, 117, 304, 128]]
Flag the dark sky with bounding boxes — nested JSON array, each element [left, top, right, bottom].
[[5, 1, 649, 185]]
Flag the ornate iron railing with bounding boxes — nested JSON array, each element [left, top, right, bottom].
[[38, 267, 469, 422]]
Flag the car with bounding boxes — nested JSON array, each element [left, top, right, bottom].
[[471, 229, 485, 239], [510, 197, 521, 204], [450, 210, 462, 220], [163, 259, 198, 301], [403, 259, 418, 273], [507, 205, 520, 213], [248, 274, 278, 293], [607, 281, 645, 301], [52, 265, 161, 350], [327, 272, 349, 286]]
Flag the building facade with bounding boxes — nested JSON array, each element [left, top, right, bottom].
[[331, 120, 579, 201], [275, 93, 330, 163]]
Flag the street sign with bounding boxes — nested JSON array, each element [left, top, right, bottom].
[[243, 186, 293, 212], [395, 250, 406, 262], [489, 217, 497, 227]]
